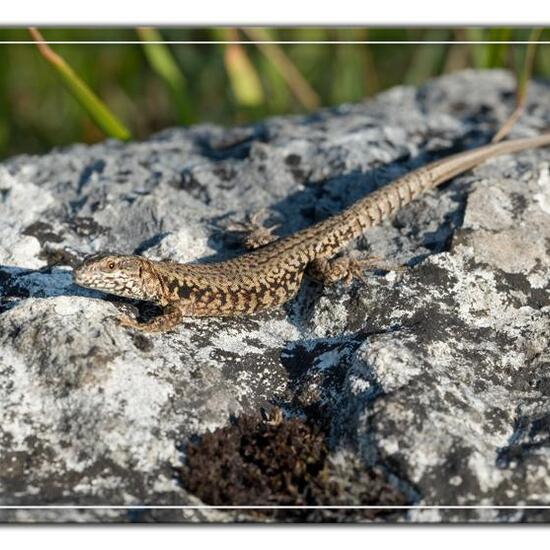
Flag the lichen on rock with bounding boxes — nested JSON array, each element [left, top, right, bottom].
[[0, 70, 549, 523]]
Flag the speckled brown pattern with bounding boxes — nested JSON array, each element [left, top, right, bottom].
[[73, 133, 550, 332]]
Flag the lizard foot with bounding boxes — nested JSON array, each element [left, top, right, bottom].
[[226, 209, 280, 250], [308, 255, 406, 285], [117, 305, 183, 333], [117, 313, 142, 330]]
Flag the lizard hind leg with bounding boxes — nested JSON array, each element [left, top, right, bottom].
[[307, 255, 405, 286], [226, 209, 280, 250], [117, 303, 183, 333]]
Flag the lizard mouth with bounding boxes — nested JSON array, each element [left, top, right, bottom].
[[73, 264, 99, 289], [73, 274, 94, 290], [73, 254, 108, 287]]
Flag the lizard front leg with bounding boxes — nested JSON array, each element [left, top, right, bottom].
[[226, 209, 280, 250], [118, 303, 183, 333]]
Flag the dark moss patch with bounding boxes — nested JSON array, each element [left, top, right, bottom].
[[285, 153, 302, 167], [177, 409, 409, 521], [497, 412, 550, 469], [69, 216, 107, 238], [284, 154, 311, 182], [0, 268, 14, 291], [38, 246, 81, 268], [412, 261, 458, 295], [494, 269, 549, 310], [212, 164, 237, 184], [22, 221, 63, 245], [133, 233, 169, 255], [173, 169, 211, 204], [509, 192, 528, 216], [131, 333, 154, 353], [77, 159, 106, 192], [280, 336, 365, 413], [0, 268, 30, 298], [200, 125, 267, 160], [417, 442, 482, 503]]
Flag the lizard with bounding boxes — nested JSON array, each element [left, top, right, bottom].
[[73, 132, 550, 332]]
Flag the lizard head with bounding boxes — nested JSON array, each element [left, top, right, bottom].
[[73, 254, 161, 302]]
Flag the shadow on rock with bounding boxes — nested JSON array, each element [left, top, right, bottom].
[[202, 135, 479, 264], [0, 264, 104, 306]]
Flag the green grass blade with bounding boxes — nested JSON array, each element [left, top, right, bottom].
[[517, 28, 542, 96], [136, 27, 193, 124], [486, 28, 512, 68], [29, 28, 131, 140], [404, 29, 451, 85], [243, 28, 319, 110], [492, 28, 543, 143], [464, 28, 490, 68], [223, 29, 264, 107], [535, 29, 550, 76]]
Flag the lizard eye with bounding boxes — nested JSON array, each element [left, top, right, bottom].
[[107, 261, 116, 270]]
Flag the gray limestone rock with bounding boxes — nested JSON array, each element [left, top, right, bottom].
[[0, 69, 549, 523]]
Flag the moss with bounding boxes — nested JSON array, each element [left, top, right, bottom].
[[177, 409, 409, 521]]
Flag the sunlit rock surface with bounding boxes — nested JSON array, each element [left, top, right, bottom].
[[1, 70, 549, 523]]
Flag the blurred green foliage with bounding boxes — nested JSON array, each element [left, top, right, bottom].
[[0, 27, 547, 159]]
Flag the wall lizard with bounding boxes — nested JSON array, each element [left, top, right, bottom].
[[73, 132, 550, 332]]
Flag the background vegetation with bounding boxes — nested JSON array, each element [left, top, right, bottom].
[[0, 27, 548, 159]]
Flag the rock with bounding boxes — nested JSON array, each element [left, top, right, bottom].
[[0, 69, 549, 523]]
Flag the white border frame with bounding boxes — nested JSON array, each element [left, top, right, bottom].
[[1, 25, 549, 516]]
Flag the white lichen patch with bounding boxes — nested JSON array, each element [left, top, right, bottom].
[[449, 475, 463, 486], [310, 296, 350, 337], [81, 354, 178, 470], [467, 450, 508, 493], [406, 508, 442, 523], [313, 345, 351, 372], [346, 375, 371, 396], [2, 71, 550, 521], [359, 336, 421, 393], [0, 348, 58, 449], [0, 168, 57, 268], [52, 296, 87, 316], [0, 232, 45, 269], [432, 251, 535, 333], [0, 167, 54, 226], [534, 162, 550, 215], [202, 317, 299, 358], [456, 162, 550, 276], [527, 270, 550, 289], [145, 228, 213, 263]]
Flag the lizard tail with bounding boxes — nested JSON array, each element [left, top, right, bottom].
[[419, 132, 550, 188], [310, 131, 550, 255]]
